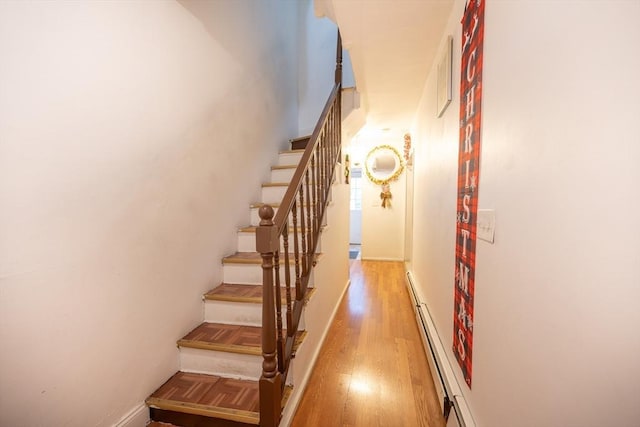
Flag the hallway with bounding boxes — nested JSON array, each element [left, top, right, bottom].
[[291, 261, 445, 427]]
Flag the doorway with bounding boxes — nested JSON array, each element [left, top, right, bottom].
[[349, 167, 362, 259]]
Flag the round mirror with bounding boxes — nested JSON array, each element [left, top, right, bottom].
[[365, 145, 404, 185]]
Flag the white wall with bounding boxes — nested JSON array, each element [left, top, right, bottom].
[[342, 49, 356, 89], [298, 0, 338, 136], [0, 1, 299, 425], [404, 163, 415, 265], [410, 1, 640, 426]]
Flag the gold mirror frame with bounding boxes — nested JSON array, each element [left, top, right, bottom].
[[365, 144, 405, 185]]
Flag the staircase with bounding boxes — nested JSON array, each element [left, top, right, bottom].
[[145, 32, 343, 427], [145, 148, 305, 427]]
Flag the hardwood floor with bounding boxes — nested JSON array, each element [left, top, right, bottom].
[[290, 260, 445, 427]]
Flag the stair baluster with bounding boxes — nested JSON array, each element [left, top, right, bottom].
[[256, 30, 342, 427]]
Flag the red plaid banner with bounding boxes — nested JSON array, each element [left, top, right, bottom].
[[453, 0, 485, 388]]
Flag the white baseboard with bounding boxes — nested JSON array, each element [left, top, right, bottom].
[[279, 278, 351, 426], [405, 270, 476, 427], [114, 403, 148, 427]]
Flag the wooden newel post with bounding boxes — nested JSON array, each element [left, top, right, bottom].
[[256, 205, 282, 427]]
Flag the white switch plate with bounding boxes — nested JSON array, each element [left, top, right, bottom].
[[477, 209, 495, 243]]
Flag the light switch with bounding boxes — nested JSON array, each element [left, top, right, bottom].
[[477, 209, 495, 243]]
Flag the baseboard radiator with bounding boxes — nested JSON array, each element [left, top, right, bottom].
[[405, 271, 476, 427]]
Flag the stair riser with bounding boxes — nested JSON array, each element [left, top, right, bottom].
[[204, 298, 308, 327], [237, 233, 253, 252], [180, 347, 261, 381], [251, 207, 289, 227], [204, 301, 262, 326], [150, 409, 256, 427], [261, 186, 288, 204], [237, 232, 321, 253], [223, 263, 298, 285], [223, 262, 316, 286], [250, 207, 320, 228], [262, 183, 333, 208], [261, 188, 329, 207], [237, 233, 258, 253], [251, 211, 307, 228], [236, 232, 301, 254], [277, 152, 303, 166], [271, 168, 296, 182]]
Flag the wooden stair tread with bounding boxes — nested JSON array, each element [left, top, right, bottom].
[[223, 252, 323, 265], [147, 373, 295, 426], [289, 135, 311, 143], [205, 283, 316, 304], [178, 323, 261, 355], [250, 201, 316, 208], [146, 372, 260, 425], [222, 252, 262, 264], [222, 252, 284, 264], [178, 322, 310, 356], [238, 224, 322, 233], [262, 181, 319, 188], [205, 283, 263, 303], [251, 202, 282, 209], [271, 165, 297, 170], [279, 149, 305, 154]]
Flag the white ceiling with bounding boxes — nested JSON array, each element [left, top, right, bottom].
[[316, 0, 454, 136]]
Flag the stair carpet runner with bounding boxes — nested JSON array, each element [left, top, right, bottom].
[[146, 144, 314, 426]]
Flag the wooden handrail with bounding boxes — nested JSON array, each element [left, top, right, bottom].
[[257, 30, 342, 427]]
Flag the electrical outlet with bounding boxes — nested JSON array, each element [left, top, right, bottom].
[[477, 209, 495, 243]]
